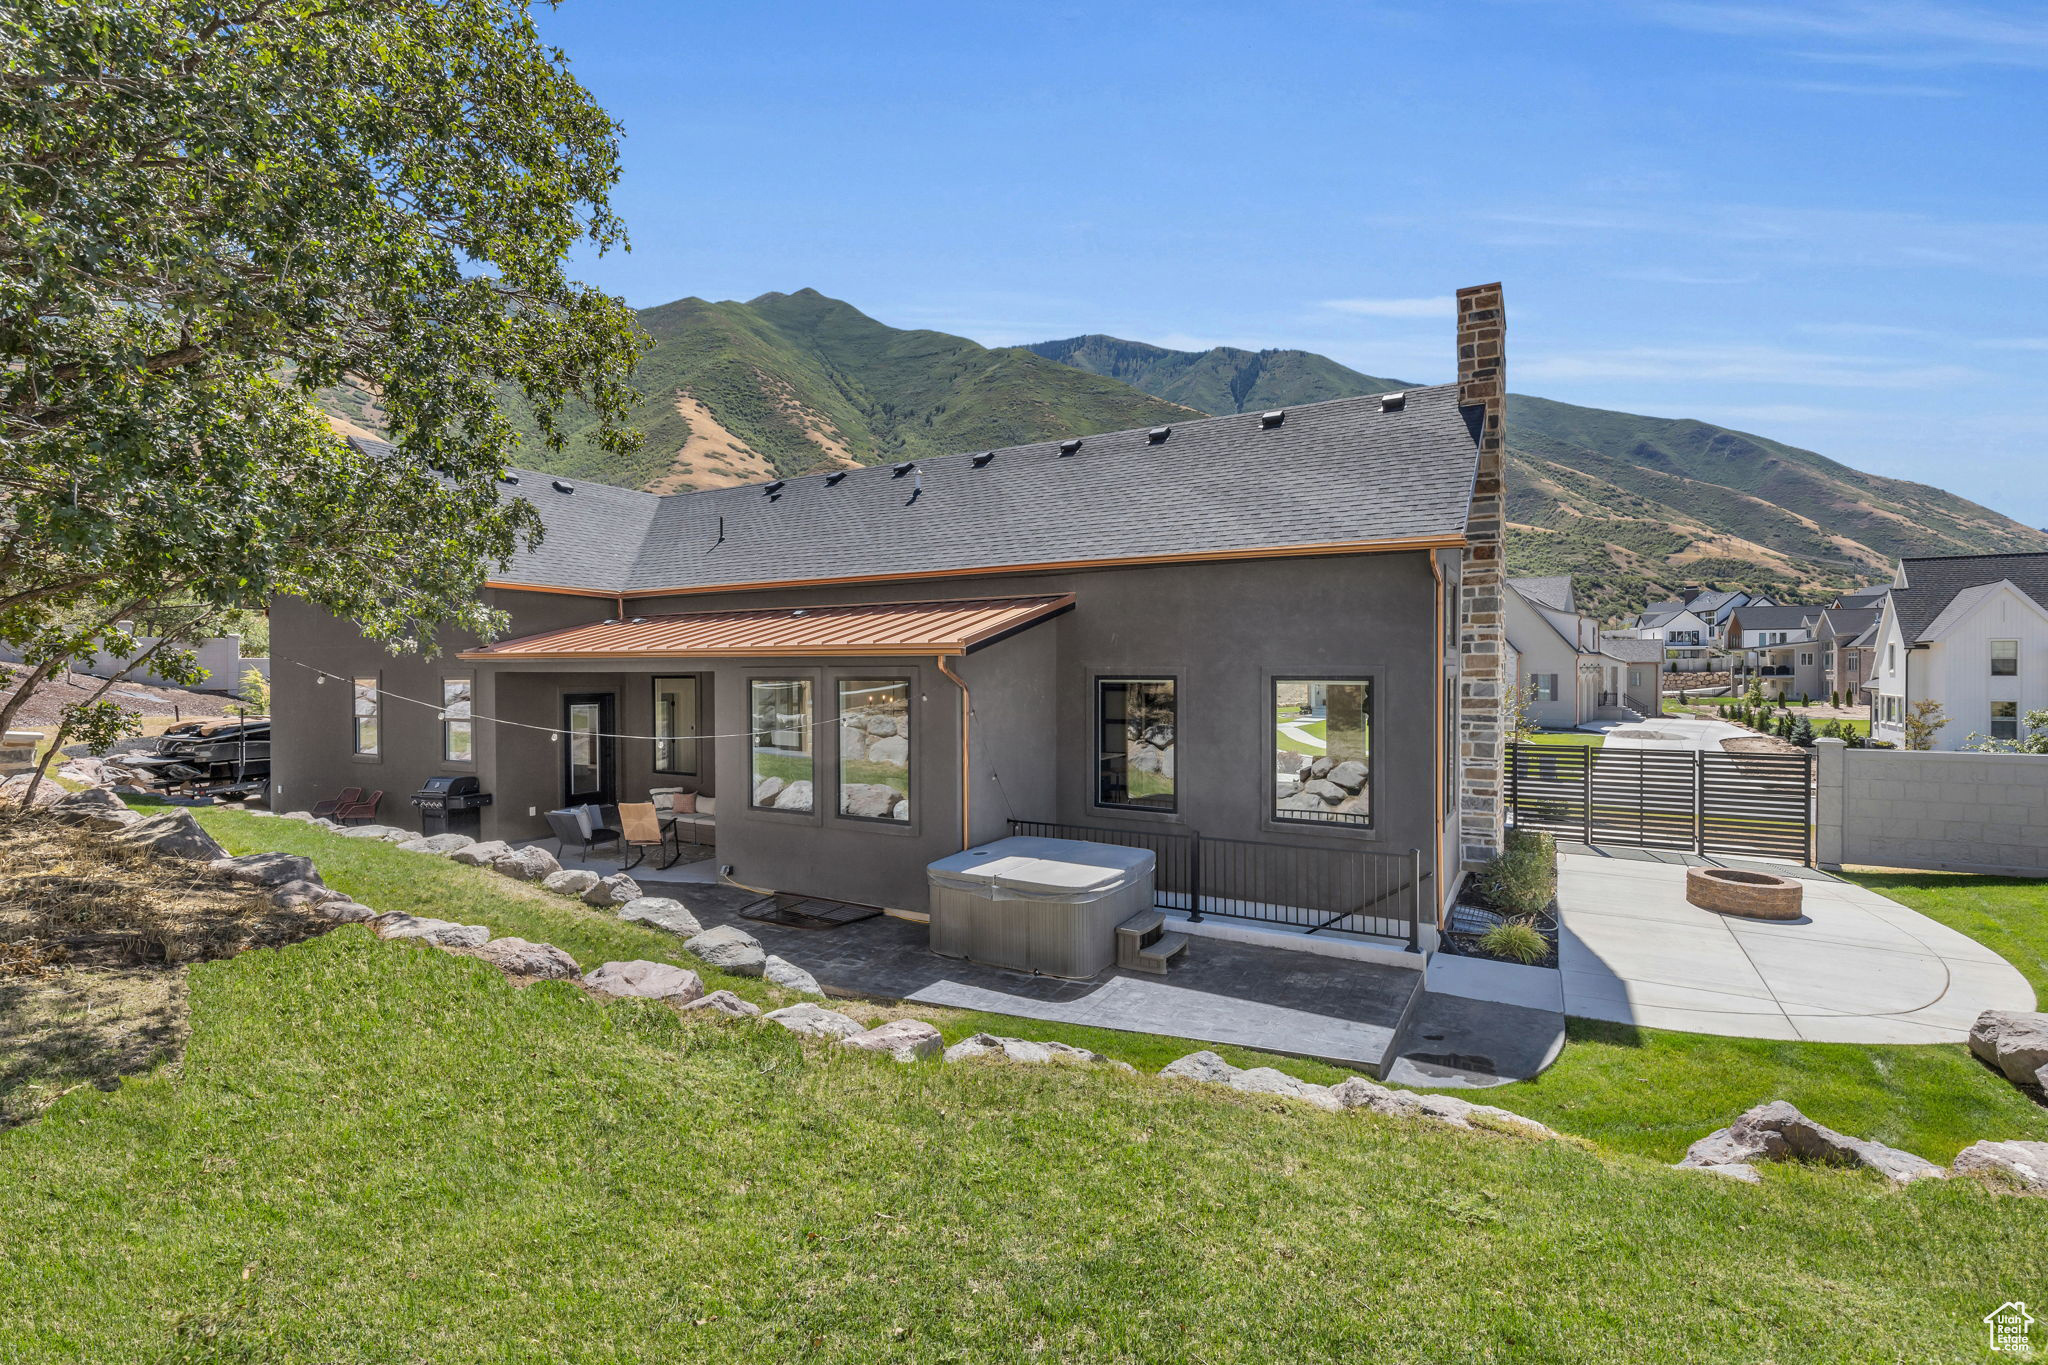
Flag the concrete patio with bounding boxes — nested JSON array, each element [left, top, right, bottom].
[[1555, 845, 2035, 1042]]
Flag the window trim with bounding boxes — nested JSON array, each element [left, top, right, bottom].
[[1270, 673, 1374, 833], [439, 674, 474, 765], [746, 673, 820, 820], [833, 674, 915, 829], [1092, 675, 1179, 815], [652, 674, 702, 777], [350, 674, 381, 760], [1991, 639, 2019, 678]]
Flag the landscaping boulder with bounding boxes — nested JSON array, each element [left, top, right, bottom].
[[310, 818, 344, 831], [943, 1033, 1130, 1069], [468, 937, 580, 980], [764, 1002, 866, 1039], [321, 901, 378, 923], [491, 845, 561, 882], [1677, 1101, 1945, 1184], [1328, 1077, 1557, 1138], [1300, 779, 1348, 806], [450, 840, 512, 867], [279, 810, 317, 821], [543, 869, 601, 897], [1161, 1051, 1341, 1111], [681, 989, 761, 1018], [396, 833, 476, 856], [341, 824, 403, 840], [618, 896, 702, 937], [370, 913, 491, 948], [0, 773, 65, 809], [1326, 760, 1368, 793], [763, 954, 824, 995], [210, 851, 319, 888], [840, 783, 899, 820], [50, 787, 138, 829], [582, 872, 642, 908], [1953, 1140, 2048, 1194], [267, 879, 347, 908], [1969, 1010, 2048, 1090], [684, 923, 766, 976], [752, 776, 784, 806], [583, 959, 704, 1005], [771, 779, 813, 812], [838, 1018, 942, 1062], [108, 811, 227, 861]]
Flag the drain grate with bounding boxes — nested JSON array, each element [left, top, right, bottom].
[[737, 893, 883, 931], [1446, 903, 1507, 937]]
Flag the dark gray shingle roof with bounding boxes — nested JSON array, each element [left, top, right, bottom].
[[1599, 633, 1664, 664], [1728, 604, 1823, 632], [375, 388, 1480, 595], [1893, 553, 2048, 642], [1509, 575, 1575, 613]]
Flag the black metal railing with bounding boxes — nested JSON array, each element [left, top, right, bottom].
[[1007, 818, 1424, 949]]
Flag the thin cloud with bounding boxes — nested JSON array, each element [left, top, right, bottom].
[[1643, 1, 2048, 69], [1320, 296, 1457, 319]]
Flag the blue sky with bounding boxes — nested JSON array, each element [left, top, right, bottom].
[[537, 1, 2048, 527]]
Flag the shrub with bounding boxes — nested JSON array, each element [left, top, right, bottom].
[[1473, 829, 1557, 916], [1478, 919, 1549, 965], [1792, 718, 1814, 747]]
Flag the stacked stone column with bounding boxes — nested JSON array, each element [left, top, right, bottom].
[[1455, 283, 1507, 865]]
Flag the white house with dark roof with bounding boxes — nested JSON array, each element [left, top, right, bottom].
[[1868, 552, 2048, 750], [1724, 603, 1828, 701]]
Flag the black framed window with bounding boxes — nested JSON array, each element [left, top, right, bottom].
[[838, 678, 910, 822], [750, 679, 813, 811], [654, 675, 700, 775], [1274, 678, 1370, 827], [351, 676, 380, 755], [1095, 678, 1175, 811], [441, 677, 473, 762]]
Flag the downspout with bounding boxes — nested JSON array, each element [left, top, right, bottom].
[[936, 653, 972, 850], [1429, 551, 1447, 930]]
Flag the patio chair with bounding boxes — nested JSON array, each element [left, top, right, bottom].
[[333, 790, 382, 825], [615, 801, 675, 872], [546, 805, 620, 862], [309, 787, 363, 819]]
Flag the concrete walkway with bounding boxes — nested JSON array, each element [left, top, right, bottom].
[[1589, 715, 1749, 753], [1558, 846, 2035, 1042]]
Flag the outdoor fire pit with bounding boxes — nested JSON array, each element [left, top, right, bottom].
[[1685, 867, 1804, 920]]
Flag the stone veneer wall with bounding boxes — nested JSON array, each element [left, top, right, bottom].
[[1816, 737, 2048, 876], [1455, 282, 1508, 865]]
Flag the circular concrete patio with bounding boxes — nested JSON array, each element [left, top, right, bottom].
[[1554, 847, 2035, 1043]]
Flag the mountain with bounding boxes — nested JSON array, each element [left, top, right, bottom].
[[348, 289, 1196, 495], [1027, 334, 2048, 618]]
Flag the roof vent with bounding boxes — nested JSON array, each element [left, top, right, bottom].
[[1059, 438, 1083, 456], [551, 478, 575, 493], [1148, 426, 1171, 443], [971, 452, 995, 468], [892, 462, 916, 478], [763, 481, 785, 497], [791, 608, 808, 617], [629, 617, 646, 624], [1259, 410, 1285, 429], [824, 471, 848, 486], [1379, 391, 1406, 413], [498, 472, 520, 485]]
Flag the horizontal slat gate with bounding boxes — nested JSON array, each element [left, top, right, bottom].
[[1508, 743, 1812, 865]]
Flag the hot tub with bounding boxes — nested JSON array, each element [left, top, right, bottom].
[[927, 836, 1157, 979]]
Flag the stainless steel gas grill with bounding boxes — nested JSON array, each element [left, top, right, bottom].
[[411, 775, 492, 839]]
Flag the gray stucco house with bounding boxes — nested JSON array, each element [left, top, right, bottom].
[[272, 287, 1511, 941]]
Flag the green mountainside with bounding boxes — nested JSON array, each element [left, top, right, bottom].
[[1028, 334, 2048, 617], [380, 290, 1195, 494], [321, 292, 2048, 621]]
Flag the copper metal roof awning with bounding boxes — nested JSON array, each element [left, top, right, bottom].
[[458, 593, 1075, 661]]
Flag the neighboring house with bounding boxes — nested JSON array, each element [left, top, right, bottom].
[[1868, 552, 2048, 751], [1505, 575, 1609, 728], [1595, 634, 1665, 714], [1724, 604, 1826, 700], [272, 287, 1514, 932], [1810, 606, 1881, 702], [1624, 585, 1766, 672]]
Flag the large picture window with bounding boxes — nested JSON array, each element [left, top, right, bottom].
[[838, 679, 911, 822], [1096, 678, 1175, 811], [1274, 678, 1370, 827], [351, 676, 380, 756], [654, 676, 700, 775], [750, 679, 813, 811], [441, 678, 473, 762]]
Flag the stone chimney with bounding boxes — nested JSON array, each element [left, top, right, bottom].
[[1455, 282, 1506, 865]]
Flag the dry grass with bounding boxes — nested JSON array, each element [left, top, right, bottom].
[[0, 813, 332, 1126]]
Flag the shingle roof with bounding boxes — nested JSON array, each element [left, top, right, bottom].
[[1835, 584, 1891, 607], [380, 387, 1480, 596], [1686, 589, 1743, 612], [1598, 633, 1664, 664], [1728, 604, 1823, 632], [1509, 575, 1576, 613], [1892, 553, 2048, 642], [1814, 607, 1881, 640]]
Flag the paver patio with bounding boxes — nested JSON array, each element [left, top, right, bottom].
[[1556, 845, 2035, 1041]]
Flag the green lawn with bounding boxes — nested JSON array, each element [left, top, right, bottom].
[[1524, 729, 1604, 748], [4, 813, 2046, 1360]]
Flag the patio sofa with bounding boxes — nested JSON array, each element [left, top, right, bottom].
[[650, 787, 716, 845]]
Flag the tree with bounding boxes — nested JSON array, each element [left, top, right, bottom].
[[0, 0, 644, 736], [1791, 717, 1814, 747], [1505, 679, 1543, 743], [239, 667, 272, 714], [1964, 709, 2048, 755], [1902, 699, 1950, 751]]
